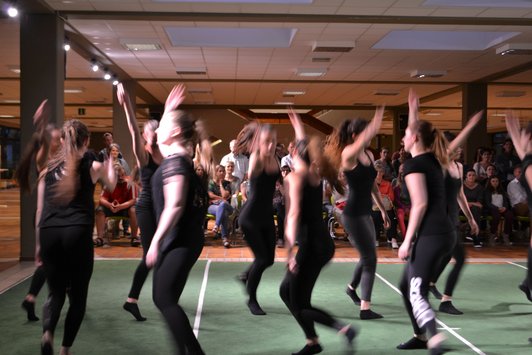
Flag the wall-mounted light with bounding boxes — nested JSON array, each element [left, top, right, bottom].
[[103, 71, 112, 80], [112, 76, 119, 86], [6, 1, 18, 18], [90, 59, 99, 72], [63, 37, 71, 51]]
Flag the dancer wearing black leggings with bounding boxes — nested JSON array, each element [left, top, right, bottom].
[[118, 84, 184, 321], [236, 122, 279, 315], [32, 119, 116, 355], [324, 107, 389, 320], [396, 95, 454, 353], [280, 110, 356, 355], [146, 110, 212, 354], [427, 112, 482, 315]]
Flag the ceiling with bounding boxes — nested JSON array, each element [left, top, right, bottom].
[[2, 0, 532, 134]]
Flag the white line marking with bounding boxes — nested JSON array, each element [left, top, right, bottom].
[[507, 261, 528, 270], [193, 259, 212, 338], [375, 272, 486, 355]]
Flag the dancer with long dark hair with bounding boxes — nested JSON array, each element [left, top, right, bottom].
[[33, 119, 116, 355], [396, 103, 454, 353], [236, 122, 280, 315], [323, 107, 390, 320], [280, 109, 356, 355], [117, 83, 185, 321], [146, 109, 212, 354]]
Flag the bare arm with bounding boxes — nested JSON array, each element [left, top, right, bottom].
[[284, 173, 302, 273], [408, 88, 419, 127], [371, 183, 391, 229], [288, 107, 305, 141], [448, 111, 483, 154], [34, 100, 51, 172], [398, 173, 428, 260], [146, 175, 188, 267], [456, 163, 479, 235], [505, 112, 528, 160], [341, 106, 384, 169], [91, 158, 117, 192], [34, 178, 45, 266]]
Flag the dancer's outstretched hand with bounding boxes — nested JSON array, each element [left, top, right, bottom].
[[164, 84, 186, 113]]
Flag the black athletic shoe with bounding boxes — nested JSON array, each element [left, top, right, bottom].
[[247, 300, 266, 315], [429, 285, 443, 300], [123, 302, 147, 321], [439, 301, 463, 315], [22, 300, 39, 321], [397, 337, 427, 350], [346, 286, 361, 306], [292, 343, 322, 355], [518, 284, 532, 302], [360, 309, 383, 320]]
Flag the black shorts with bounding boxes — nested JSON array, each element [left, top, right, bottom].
[[96, 205, 130, 218]]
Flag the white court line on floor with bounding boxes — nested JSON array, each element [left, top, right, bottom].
[[507, 261, 528, 270], [193, 259, 212, 338], [375, 272, 486, 355]]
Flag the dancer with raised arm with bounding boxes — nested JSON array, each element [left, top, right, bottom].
[[117, 83, 185, 321], [32, 119, 116, 355], [146, 109, 212, 354], [408, 90, 482, 315], [280, 109, 357, 355], [324, 107, 390, 320], [235, 121, 280, 315], [395, 94, 454, 354]]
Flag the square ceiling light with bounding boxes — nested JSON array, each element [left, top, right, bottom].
[[296, 68, 327, 77], [165, 27, 296, 48], [120, 39, 162, 51], [373, 30, 519, 51]]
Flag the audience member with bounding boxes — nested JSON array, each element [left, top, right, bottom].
[[220, 139, 249, 181], [484, 176, 514, 246], [272, 177, 285, 247], [281, 141, 295, 171], [463, 169, 484, 247], [393, 163, 411, 241], [375, 147, 395, 181], [473, 149, 491, 185], [508, 165, 530, 218], [495, 138, 521, 184], [372, 160, 399, 248], [208, 164, 234, 248]]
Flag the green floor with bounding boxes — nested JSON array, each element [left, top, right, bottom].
[[0, 260, 531, 354]]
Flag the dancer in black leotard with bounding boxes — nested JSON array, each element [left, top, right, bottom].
[[146, 110, 212, 354], [118, 84, 184, 321], [427, 111, 482, 315], [236, 122, 280, 315], [32, 119, 117, 355], [396, 95, 455, 354], [323, 107, 390, 320], [15, 101, 62, 322], [280, 109, 356, 355]]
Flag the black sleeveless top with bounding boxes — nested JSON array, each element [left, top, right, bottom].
[[151, 154, 208, 251], [344, 152, 377, 217], [40, 151, 97, 228], [445, 162, 463, 227], [520, 153, 532, 211], [297, 179, 334, 264], [239, 168, 279, 225], [403, 152, 453, 236], [136, 153, 158, 210]]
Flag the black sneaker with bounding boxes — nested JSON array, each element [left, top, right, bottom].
[[439, 301, 463, 315], [518, 284, 532, 302], [397, 337, 427, 350], [346, 286, 361, 306]]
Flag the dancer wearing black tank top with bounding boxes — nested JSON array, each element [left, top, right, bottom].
[[280, 110, 356, 355], [427, 113, 482, 315], [118, 84, 183, 321], [32, 120, 117, 355], [324, 107, 389, 320], [396, 95, 454, 353], [236, 122, 280, 315], [146, 110, 212, 354]]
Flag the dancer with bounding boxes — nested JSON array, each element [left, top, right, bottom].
[[505, 114, 532, 304], [117, 83, 185, 321], [16, 100, 62, 322], [280, 109, 356, 355], [396, 99, 454, 353], [324, 107, 390, 320], [236, 121, 280, 315], [408, 91, 481, 315], [31, 119, 116, 355], [146, 109, 212, 354]]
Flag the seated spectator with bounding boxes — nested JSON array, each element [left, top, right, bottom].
[[220, 139, 249, 181], [374, 147, 395, 181], [108, 143, 131, 175], [330, 171, 349, 238], [507, 165, 529, 217], [485, 164, 499, 185], [224, 161, 241, 209], [463, 169, 484, 247], [393, 163, 411, 241], [281, 141, 295, 172], [95, 164, 138, 247], [272, 177, 285, 247], [484, 176, 514, 246], [372, 161, 399, 248], [495, 138, 521, 185], [473, 148, 491, 185], [208, 164, 234, 248]]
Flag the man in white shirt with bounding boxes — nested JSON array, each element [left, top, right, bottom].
[[220, 139, 249, 181], [280, 141, 295, 171], [507, 165, 529, 217]]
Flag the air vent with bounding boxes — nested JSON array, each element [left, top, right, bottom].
[[496, 90, 526, 98], [176, 67, 207, 75], [312, 41, 355, 53], [312, 57, 331, 63], [496, 43, 532, 55], [373, 90, 400, 96], [120, 39, 162, 51], [188, 88, 212, 94], [410, 70, 447, 78]]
